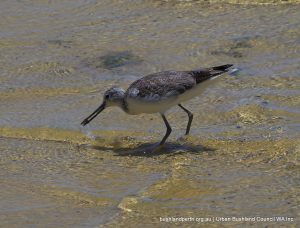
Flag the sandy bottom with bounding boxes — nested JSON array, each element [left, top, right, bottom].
[[0, 128, 299, 227]]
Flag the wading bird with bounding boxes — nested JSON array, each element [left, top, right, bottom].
[[81, 64, 233, 145]]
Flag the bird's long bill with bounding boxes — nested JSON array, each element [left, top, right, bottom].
[[81, 103, 105, 126]]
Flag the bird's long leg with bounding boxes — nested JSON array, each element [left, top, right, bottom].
[[160, 114, 172, 145], [178, 104, 193, 135]]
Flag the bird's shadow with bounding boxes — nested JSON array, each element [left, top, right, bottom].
[[89, 140, 215, 157]]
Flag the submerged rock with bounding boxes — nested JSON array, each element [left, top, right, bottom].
[[85, 51, 143, 69]]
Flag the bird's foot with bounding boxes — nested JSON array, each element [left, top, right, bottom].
[[177, 134, 193, 143], [178, 135, 187, 142]]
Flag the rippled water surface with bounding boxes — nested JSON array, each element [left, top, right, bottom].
[[0, 0, 299, 227]]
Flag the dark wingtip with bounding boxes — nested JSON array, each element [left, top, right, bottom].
[[212, 64, 234, 72]]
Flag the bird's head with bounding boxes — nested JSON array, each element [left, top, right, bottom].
[[103, 87, 125, 107], [81, 86, 125, 126]]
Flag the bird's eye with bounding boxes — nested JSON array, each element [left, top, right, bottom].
[[105, 94, 109, 99]]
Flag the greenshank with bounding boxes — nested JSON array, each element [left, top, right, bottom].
[[81, 64, 233, 145]]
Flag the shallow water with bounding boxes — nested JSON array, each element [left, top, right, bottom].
[[0, 0, 299, 227]]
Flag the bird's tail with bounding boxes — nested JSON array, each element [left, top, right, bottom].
[[192, 64, 233, 84], [211, 64, 233, 72], [205, 64, 234, 78]]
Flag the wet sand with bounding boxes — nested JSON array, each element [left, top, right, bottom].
[[0, 0, 299, 227]]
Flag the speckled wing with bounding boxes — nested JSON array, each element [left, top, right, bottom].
[[125, 71, 196, 101]]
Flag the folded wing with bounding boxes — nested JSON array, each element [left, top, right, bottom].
[[125, 71, 197, 102]]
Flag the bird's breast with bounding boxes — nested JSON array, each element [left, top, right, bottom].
[[125, 97, 177, 115]]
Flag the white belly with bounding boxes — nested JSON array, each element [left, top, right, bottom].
[[126, 75, 223, 115]]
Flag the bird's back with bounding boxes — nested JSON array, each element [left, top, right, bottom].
[[125, 64, 232, 101], [125, 71, 196, 101], [123, 64, 232, 114]]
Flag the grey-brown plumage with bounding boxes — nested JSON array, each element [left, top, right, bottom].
[[125, 64, 233, 102], [81, 64, 233, 145]]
